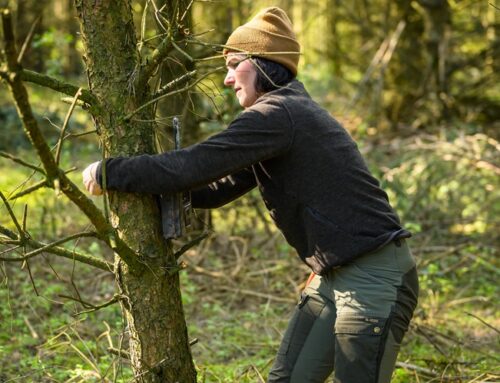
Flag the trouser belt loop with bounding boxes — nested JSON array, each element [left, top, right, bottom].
[[394, 238, 402, 247]]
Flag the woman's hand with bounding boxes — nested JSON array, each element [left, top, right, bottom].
[[82, 161, 103, 195]]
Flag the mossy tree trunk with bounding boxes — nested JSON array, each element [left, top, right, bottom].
[[74, 1, 196, 381]]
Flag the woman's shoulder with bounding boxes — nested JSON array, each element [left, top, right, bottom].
[[246, 80, 308, 115]]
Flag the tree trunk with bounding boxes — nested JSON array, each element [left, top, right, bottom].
[[74, 1, 196, 381], [326, 0, 342, 77], [419, 0, 451, 116]]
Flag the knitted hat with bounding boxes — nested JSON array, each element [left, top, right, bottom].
[[223, 7, 301, 76]]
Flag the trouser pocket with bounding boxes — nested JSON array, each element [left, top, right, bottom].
[[277, 292, 325, 358], [334, 315, 389, 383], [269, 292, 335, 383]]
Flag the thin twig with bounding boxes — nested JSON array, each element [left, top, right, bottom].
[[14, 231, 97, 261], [25, 259, 40, 296], [179, 0, 195, 22], [152, 69, 197, 99], [395, 362, 442, 378], [251, 365, 265, 383], [9, 167, 77, 200], [172, 40, 193, 62], [59, 294, 95, 309], [22, 205, 28, 232], [9, 180, 49, 201], [17, 15, 41, 64], [174, 232, 210, 259], [0, 191, 25, 239], [138, 0, 149, 54], [0, 245, 22, 256], [74, 294, 123, 316], [416, 325, 450, 357], [0, 151, 46, 174], [465, 312, 500, 335], [64, 129, 98, 139], [0, 226, 111, 271], [56, 87, 82, 164]]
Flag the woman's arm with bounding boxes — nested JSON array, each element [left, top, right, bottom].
[[190, 168, 257, 209], [94, 100, 292, 195]]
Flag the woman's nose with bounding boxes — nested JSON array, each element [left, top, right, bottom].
[[224, 70, 235, 86]]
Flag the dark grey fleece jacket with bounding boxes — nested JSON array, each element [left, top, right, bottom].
[[96, 80, 410, 274]]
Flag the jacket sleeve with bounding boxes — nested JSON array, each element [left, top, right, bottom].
[[96, 99, 293, 195], [190, 168, 257, 209]]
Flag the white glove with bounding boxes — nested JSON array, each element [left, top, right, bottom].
[[82, 161, 103, 196]]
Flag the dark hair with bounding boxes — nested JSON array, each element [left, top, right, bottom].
[[251, 57, 295, 93]]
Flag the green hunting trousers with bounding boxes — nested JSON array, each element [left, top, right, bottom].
[[268, 240, 419, 383]]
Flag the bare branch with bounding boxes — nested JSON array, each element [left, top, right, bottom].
[[21, 231, 98, 260], [1, 231, 96, 261], [25, 259, 40, 296], [0, 245, 21, 256], [185, 37, 231, 52], [1, 9, 19, 70], [22, 204, 28, 232], [8, 173, 45, 200], [9, 167, 76, 200], [465, 311, 500, 335], [125, 66, 224, 121], [179, 0, 195, 22], [136, 35, 174, 91], [0, 225, 17, 239], [2, 11, 60, 182], [348, 20, 406, 109], [172, 40, 193, 62], [20, 69, 97, 107], [152, 69, 196, 99], [0, 191, 25, 239], [1, 13, 141, 269], [58, 294, 94, 309], [0, 151, 46, 174], [138, 0, 150, 54], [0, 225, 112, 271], [108, 347, 131, 359], [64, 130, 98, 139], [74, 294, 123, 316]]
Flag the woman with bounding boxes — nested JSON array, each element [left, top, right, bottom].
[[83, 7, 418, 382]]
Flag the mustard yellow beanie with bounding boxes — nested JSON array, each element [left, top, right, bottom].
[[223, 7, 301, 76]]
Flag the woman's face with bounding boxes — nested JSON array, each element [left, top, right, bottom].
[[224, 53, 259, 108]]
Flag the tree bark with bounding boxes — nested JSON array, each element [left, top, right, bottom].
[[74, 1, 196, 381]]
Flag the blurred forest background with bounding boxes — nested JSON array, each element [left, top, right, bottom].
[[0, 0, 499, 382]]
